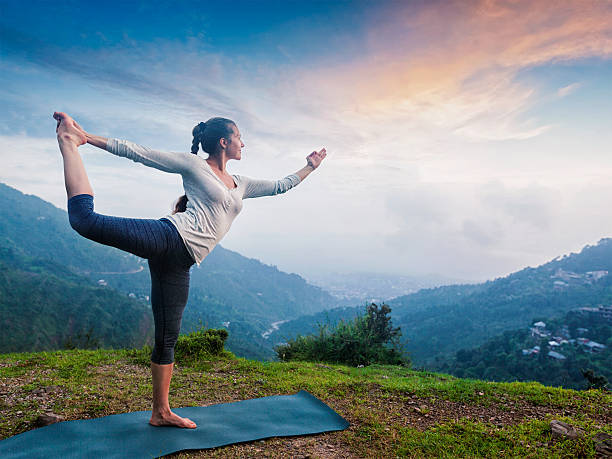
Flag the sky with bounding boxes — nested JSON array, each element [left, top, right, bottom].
[[1, 0, 612, 281]]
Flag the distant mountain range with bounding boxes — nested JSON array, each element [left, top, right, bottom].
[[0, 183, 340, 358], [303, 271, 466, 304], [270, 238, 612, 366]]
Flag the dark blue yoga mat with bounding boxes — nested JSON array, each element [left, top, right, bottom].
[[0, 390, 349, 458]]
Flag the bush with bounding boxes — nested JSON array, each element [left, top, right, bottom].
[[174, 328, 229, 363], [276, 303, 409, 367], [63, 325, 101, 350], [581, 368, 609, 390]]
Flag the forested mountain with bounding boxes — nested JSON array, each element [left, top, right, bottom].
[[0, 183, 339, 358], [434, 308, 612, 390], [0, 246, 153, 352], [0, 184, 140, 275], [270, 239, 612, 365]]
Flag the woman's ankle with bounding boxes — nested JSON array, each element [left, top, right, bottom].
[[152, 405, 172, 416]]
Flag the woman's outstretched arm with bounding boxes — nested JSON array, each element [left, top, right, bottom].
[[72, 120, 195, 175], [85, 132, 109, 150], [104, 138, 196, 175], [241, 148, 327, 199]]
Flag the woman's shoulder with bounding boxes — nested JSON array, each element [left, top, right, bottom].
[[180, 151, 206, 167]]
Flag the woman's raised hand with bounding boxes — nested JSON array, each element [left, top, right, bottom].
[[306, 148, 327, 169], [53, 112, 87, 146]]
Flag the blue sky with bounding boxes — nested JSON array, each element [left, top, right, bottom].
[[2, 0, 612, 281]]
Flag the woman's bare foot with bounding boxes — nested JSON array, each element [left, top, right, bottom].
[[53, 112, 87, 146], [149, 410, 197, 428]]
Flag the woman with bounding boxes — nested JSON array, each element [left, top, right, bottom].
[[53, 111, 326, 428]]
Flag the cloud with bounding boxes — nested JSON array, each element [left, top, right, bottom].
[[0, 26, 246, 121], [378, 177, 608, 279], [479, 181, 554, 230], [2, 2, 612, 281], [557, 82, 582, 98], [462, 219, 501, 247], [289, 0, 612, 141], [0, 133, 183, 218], [0, 134, 63, 185]]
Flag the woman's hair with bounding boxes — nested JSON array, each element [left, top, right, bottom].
[[172, 117, 236, 214], [191, 117, 236, 155]]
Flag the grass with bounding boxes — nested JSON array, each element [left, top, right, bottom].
[[397, 416, 612, 458], [0, 347, 610, 458]]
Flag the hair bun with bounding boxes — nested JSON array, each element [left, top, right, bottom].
[[192, 121, 206, 138]]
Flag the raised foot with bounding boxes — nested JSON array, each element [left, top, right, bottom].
[[53, 111, 87, 146], [149, 411, 197, 429]]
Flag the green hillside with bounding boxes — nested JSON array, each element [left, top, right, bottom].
[[0, 347, 610, 457], [0, 183, 140, 274], [393, 241, 612, 365], [0, 247, 152, 352], [271, 239, 612, 367], [435, 308, 612, 390], [0, 183, 340, 359]]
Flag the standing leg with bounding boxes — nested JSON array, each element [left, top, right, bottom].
[[150, 363, 195, 427], [148, 246, 196, 428]]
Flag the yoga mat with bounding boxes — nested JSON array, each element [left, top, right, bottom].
[[0, 390, 349, 458]]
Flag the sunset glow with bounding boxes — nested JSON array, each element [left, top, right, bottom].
[[1, 0, 612, 280]]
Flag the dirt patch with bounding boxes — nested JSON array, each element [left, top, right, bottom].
[[94, 362, 150, 379], [326, 385, 611, 431], [164, 434, 353, 459]]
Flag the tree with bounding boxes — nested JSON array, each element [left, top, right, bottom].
[[365, 303, 401, 345], [581, 368, 609, 390], [63, 326, 100, 350], [276, 303, 409, 367]]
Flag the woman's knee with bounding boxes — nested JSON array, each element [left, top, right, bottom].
[[151, 338, 178, 365], [150, 313, 183, 364], [67, 194, 95, 236], [150, 349, 174, 365]]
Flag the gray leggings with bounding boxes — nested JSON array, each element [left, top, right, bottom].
[[67, 194, 194, 364]]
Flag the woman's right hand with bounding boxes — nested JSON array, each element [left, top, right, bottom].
[[53, 112, 87, 146]]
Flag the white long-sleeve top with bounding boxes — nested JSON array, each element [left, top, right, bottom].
[[106, 138, 301, 265]]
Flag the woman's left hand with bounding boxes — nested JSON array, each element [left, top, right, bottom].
[[306, 148, 327, 169]]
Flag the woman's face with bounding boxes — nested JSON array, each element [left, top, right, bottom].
[[225, 125, 244, 160]]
